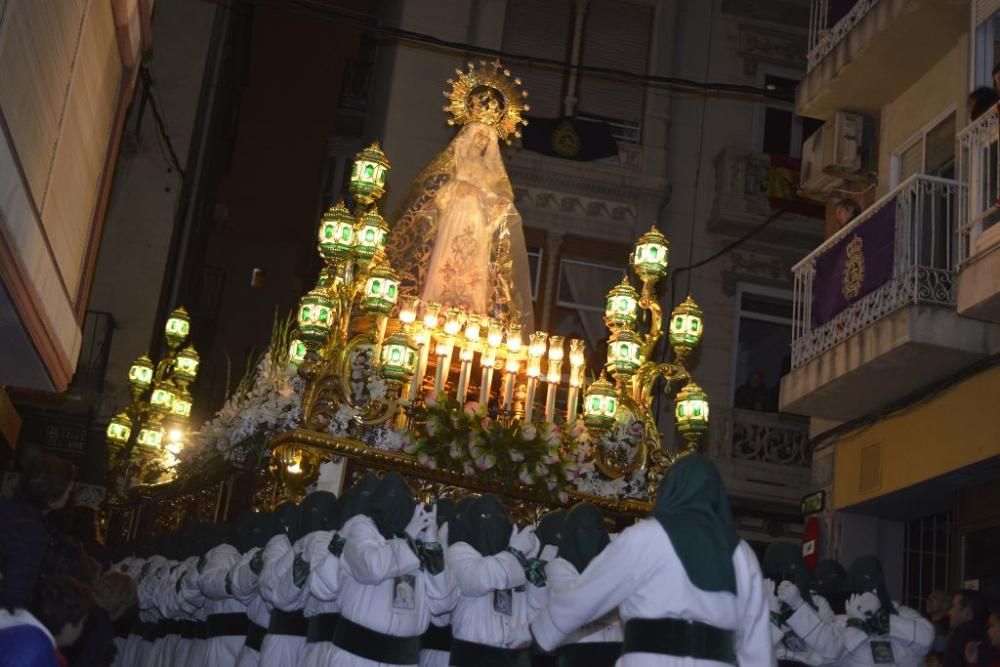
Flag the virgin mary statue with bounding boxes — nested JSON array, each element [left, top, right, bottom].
[[386, 61, 535, 331]]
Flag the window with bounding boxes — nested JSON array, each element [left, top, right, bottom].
[[553, 257, 625, 361], [526, 245, 543, 302], [731, 285, 793, 412], [501, 0, 651, 141], [755, 73, 823, 159], [973, 5, 1000, 89], [890, 111, 956, 187], [903, 513, 950, 611]]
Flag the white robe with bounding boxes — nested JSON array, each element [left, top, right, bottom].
[[258, 534, 308, 666], [199, 543, 247, 667], [531, 518, 774, 667], [446, 541, 544, 651], [229, 548, 270, 667], [300, 530, 342, 667], [154, 558, 196, 667], [179, 555, 209, 667], [329, 515, 456, 666], [835, 605, 933, 667], [767, 588, 843, 665], [136, 556, 169, 667], [418, 613, 452, 667], [545, 557, 624, 646]]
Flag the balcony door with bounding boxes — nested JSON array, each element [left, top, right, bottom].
[[731, 284, 794, 413], [889, 109, 956, 189]]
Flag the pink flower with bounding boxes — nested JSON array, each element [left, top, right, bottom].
[[448, 441, 463, 459], [462, 462, 476, 476], [543, 454, 559, 465], [475, 455, 496, 471], [479, 417, 492, 432], [403, 439, 419, 454], [509, 450, 525, 463], [569, 422, 587, 439], [521, 425, 537, 441], [424, 392, 438, 407], [518, 468, 534, 485], [463, 401, 481, 417], [418, 452, 434, 468], [558, 491, 570, 504], [425, 418, 439, 438], [564, 463, 580, 480]]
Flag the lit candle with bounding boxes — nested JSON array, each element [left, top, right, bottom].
[[479, 347, 496, 405], [409, 325, 430, 403], [456, 344, 475, 402], [545, 336, 564, 422], [566, 338, 585, 423], [503, 355, 519, 410], [464, 314, 481, 342], [525, 332, 547, 422], [399, 296, 419, 325], [486, 319, 504, 348], [433, 339, 450, 396], [424, 302, 442, 330]]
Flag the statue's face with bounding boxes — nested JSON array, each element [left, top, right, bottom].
[[473, 129, 490, 153]]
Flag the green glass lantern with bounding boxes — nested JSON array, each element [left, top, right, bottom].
[[669, 296, 704, 358], [361, 263, 400, 315], [354, 207, 390, 263], [317, 201, 355, 263], [632, 226, 670, 283], [173, 346, 200, 385], [164, 306, 191, 349], [604, 277, 640, 332], [170, 387, 192, 419], [583, 374, 618, 431], [105, 412, 132, 446], [297, 288, 335, 344], [675, 381, 710, 445], [379, 331, 417, 384], [607, 328, 643, 379], [288, 337, 307, 366], [127, 355, 155, 394], [350, 141, 391, 206], [150, 381, 176, 412], [137, 419, 164, 449]]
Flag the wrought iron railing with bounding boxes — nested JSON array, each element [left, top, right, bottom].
[[957, 106, 1000, 264], [807, 0, 879, 71], [790, 174, 963, 368], [711, 406, 811, 468]]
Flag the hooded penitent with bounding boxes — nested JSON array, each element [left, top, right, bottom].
[[535, 509, 567, 552], [815, 559, 847, 615], [435, 497, 457, 531], [465, 494, 512, 557], [559, 502, 610, 573], [366, 472, 417, 539], [300, 490, 338, 534], [847, 555, 896, 614], [763, 542, 815, 609], [652, 453, 739, 594]]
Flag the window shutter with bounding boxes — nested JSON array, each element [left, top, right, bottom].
[[576, 0, 652, 124], [501, 0, 572, 118], [897, 139, 924, 184]]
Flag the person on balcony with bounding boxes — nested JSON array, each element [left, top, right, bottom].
[[834, 199, 862, 231], [836, 556, 933, 667], [531, 453, 773, 666], [735, 371, 771, 412], [968, 88, 999, 123]]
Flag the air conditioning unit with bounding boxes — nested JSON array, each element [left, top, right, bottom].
[[800, 111, 865, 194]]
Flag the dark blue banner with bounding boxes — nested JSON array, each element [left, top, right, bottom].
[[811, 198, 896, 327]]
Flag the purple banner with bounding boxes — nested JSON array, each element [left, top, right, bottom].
[[811, 198, 896, 327]]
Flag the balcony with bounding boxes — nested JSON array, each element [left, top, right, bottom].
[[709, 406, 812, 506], [781, 175, 998, 421], [799, 0, 967, 118], [709, 148, 825, 250], [957, 107, 1000, 323]]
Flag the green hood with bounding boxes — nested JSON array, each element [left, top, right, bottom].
[[335, 473, 380, 529], [535, 509, 567, 551], [560, 502, 609, 573], [763, 542, 815, 609], [465, 494, 512, 556], [847, 555, 896, 614], [815, 559, 847, 615], [367, 472, 417, 539], [652, 453, 738, 594], [300, 490, 338, 534]]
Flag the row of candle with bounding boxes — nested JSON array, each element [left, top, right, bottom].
[[395, 296, 587, 423]]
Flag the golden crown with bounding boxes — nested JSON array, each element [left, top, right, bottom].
[[442, 59, 529, 144]]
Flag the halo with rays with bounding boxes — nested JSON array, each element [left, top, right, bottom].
[[442, 59, 530, 144]]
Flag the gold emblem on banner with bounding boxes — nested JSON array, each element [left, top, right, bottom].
[[842, 235, 865, 301]]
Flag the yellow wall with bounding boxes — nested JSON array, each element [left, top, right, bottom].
[[833, 363, 1000, 510], [876, 35, 969, 196]]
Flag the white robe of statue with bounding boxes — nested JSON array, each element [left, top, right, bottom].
[[199, 543, 247, 667], [834, 605, 933, 667], [229, 547, 271, 667], [530, 518, 774, 666], [328, 515, 456, 666]]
